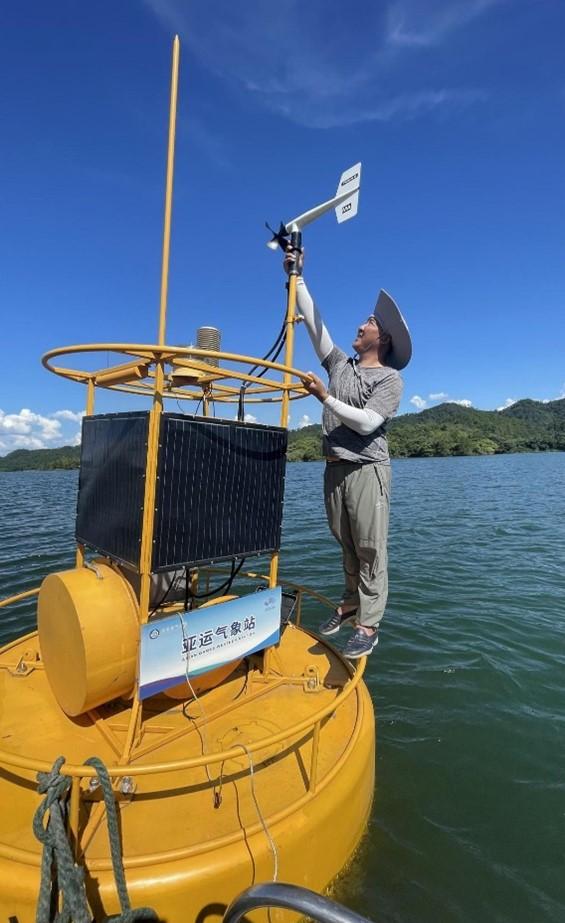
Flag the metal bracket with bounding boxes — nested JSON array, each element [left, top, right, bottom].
[[303, 665, 321, 692], [251, 662, 322, 692], [8, 650, 40, 677]]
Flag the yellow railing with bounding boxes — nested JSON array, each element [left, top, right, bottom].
[[0, 656, 365, 779], [0, 576, 366, 784], [0, 587, 40, 609], [41, 343, 309, 404]]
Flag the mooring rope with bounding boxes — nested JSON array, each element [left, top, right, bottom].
[[84, 757, 157, 923], [33, 756, 158, 923], [33, 756, 90, 923]]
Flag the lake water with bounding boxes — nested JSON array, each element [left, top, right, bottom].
[[0, 453, 564, 923]]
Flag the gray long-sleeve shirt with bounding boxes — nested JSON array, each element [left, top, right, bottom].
[[295, 278, 403, 464], [322, 346, 402, 464]]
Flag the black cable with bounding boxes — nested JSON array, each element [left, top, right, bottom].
[[254, 317, 287, 367], [150, 558, 246, 616], [149, 569, 181, 617], [187, 557, 245, 600], [238, 317, 288, 420], [184, 566, 190, 611], [237, 387, 246, 423], [248, 334, 287, 384], [188, 558, 237, 599], [238, 335, 287, 421], [246, 317, 287, 380]]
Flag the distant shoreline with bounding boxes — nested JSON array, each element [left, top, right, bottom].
[[1, 446, 563, 473], [1, 398, 563, 471], [287, 398, 564, 462]]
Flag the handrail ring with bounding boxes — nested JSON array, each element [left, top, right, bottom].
[[41, 342, 310, 405]]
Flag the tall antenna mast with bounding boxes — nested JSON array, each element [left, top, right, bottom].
[[157, 34, 180, 346], [138, 35, 181, 638]]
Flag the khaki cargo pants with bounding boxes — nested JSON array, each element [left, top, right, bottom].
[[323, 461, 391, 629]]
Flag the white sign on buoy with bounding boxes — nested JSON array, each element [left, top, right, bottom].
[[139, 588, 282, 699]]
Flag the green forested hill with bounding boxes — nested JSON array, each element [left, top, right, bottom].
[[288, 398, 565, 461], [0, 445, 81, 471], [1, 399, 563, 470]]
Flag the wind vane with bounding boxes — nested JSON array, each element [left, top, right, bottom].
[[265, 162, 362, 252]]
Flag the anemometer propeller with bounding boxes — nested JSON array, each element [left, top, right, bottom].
[[266, 162, 362, 255]]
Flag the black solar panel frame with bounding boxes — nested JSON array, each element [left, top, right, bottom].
[[75, 412, 149, 568], [152, 414, 287, 571]]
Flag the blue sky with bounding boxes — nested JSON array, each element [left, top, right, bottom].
[[1, 0, 564, 452]]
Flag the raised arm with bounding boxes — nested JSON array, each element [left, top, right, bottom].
[[295, 277, 334, 363], [284, 248, 333, 363], [283, 248, 386, 435]]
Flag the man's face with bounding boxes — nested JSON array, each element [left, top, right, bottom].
[[352, 315, 382, 353]]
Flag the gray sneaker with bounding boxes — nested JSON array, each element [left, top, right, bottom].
[[342, 628, 379, 659], [319, 608, 358, 636]]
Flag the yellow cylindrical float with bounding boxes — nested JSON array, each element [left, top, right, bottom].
[[38, 563, 139, 716]]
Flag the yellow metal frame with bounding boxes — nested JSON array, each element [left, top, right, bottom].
[[35, 35, 310, 753], [0, 40, 376, 920], [41, 344, 308, 403]]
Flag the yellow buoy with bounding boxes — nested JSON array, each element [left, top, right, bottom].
[[0, 620, 374, 923], [0, 34, 377, 923]]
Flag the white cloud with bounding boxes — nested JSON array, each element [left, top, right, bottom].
[[144, 0, 491, 129], [449, 399, 473, 408], [53, 409, 85, 423], [0, 407, 86, 456], [542, 383, 565, 403], [410, 395, 427, 410], [386, 0, 502, 48], [5, 434, 49, 451], [0, 408, 61, 441], [325, 89, 486, 129], [243, 413, 258, 424], [429, 392, 448, 401], [297, 414, 312, 429], [496, 397, 517, 411]]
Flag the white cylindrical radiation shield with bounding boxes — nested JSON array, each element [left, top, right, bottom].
[[196, 326, 221, 367]]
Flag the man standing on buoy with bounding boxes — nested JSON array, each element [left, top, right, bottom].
[[284, 248, 412, 658]]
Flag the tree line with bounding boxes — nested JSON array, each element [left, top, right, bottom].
[[287, 398, 565, 461], [1, 399, 563, 470]]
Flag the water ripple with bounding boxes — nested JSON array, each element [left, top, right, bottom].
[[1, 454, 564, 922]]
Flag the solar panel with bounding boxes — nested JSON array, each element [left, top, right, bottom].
[[76, 413, 148, 566], [76, 412, 287, 572]]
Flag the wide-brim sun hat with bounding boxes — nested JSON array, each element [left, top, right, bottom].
[[373, 289, 412, 371]]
